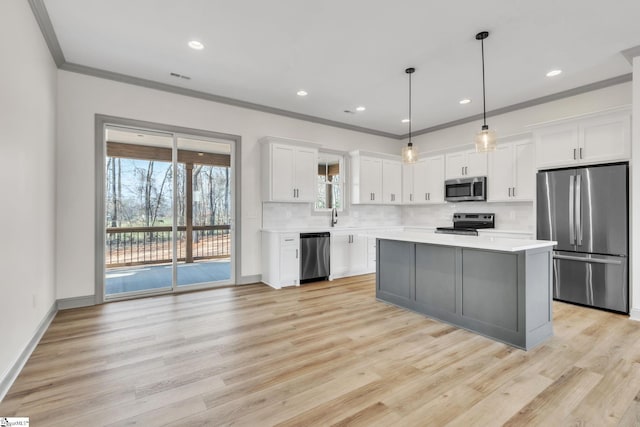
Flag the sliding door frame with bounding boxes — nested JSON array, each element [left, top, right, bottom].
[[94, 114, 242, 304]]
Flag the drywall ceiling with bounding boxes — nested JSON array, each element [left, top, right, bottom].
[[42, 0, 640, 137]]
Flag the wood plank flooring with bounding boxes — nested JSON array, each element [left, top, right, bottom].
[[2, 274, 640, 426]]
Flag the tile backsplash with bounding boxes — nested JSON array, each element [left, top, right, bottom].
[[262, 203, 403, 230], [402, 201, 535, 231], [262, 201, 534, 231]]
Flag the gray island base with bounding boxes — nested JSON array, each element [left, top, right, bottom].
[[375, 235, 555, 350]]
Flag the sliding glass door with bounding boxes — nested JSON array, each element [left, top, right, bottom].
[[103, 126, 233, 300]]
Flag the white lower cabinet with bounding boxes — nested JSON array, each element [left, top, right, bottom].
[[261, 232, 300, 288], [367, 237, 377, 273], [330, 230, 368, 279]]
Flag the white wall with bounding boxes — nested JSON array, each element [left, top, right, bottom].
[[632, 57, 640, 320], [56, 71, 399, 299], [0, 1, 57, 389]]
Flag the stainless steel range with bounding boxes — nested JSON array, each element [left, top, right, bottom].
[[435, 213, 495, 236]]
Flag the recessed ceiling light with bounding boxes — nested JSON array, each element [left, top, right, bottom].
[[459, 98, 472, 105], [546, 69, 562, 77], [401, 119, 410, 123], [188, 40, 204, 50], [356, 106, 366, 112], [297, 90, 308, 97]]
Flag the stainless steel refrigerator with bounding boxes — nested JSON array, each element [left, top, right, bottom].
[[537, 163, 628, 313]]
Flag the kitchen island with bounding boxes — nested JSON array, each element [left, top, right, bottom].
[[372, 231, 557, 350]]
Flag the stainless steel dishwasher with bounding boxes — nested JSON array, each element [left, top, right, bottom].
[[299, 232, 330, 283]]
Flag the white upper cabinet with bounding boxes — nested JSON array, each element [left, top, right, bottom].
[[445, 150, 487, 179], [488, 139, 534, 202], [261, 136, 319, 203], [533, 108, 630, 169], [350, 151, 402, 205], [403, 155, 446, 204], [382, 159, 402, 204]]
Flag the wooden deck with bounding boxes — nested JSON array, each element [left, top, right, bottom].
[[1, 275, 639, 426]]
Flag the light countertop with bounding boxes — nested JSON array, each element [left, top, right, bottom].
[[368, 230, 555, 252]]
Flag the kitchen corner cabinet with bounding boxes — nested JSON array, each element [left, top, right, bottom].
[[445, 150, 487, 180], [261, 232, 300, 289], [350, 151, 402, 205], [330, 230, 369, 279], [403, 155, 445, 204], [488, 139, 534, 202], [533, 108, 630, 169], [260, 136, 320, 202]]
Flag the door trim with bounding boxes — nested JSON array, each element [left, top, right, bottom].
[[94, 114, 242, 304]]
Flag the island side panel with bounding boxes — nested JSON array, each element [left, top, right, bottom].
[[524, 247, 554, 349], [376, 239, 415, 304]]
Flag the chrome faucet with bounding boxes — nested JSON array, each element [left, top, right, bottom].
[[331, 207, 338, 227]]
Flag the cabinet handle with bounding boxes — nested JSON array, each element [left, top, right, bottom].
[[296, 249, 298, 258], [512, 187, 516, 197], [425, 193, 428, 201], [465, 166, 468, 175], [573, 148, 577, 160], [461, 166, 464, 176], [579, 148, 583, 159], [410, 194, 413, 202], [508, 187, 512, 197]]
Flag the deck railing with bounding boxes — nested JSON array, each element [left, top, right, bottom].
[[106, 225, 230, 268]]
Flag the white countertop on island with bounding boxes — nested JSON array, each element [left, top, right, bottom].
[[368, 230, 556, 252]]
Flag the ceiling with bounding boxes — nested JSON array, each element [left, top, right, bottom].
[[41, 0, 640, 137]]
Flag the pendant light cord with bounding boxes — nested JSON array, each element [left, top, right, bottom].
[[481, 37, 487, 127], [408, 71, 412, 143]]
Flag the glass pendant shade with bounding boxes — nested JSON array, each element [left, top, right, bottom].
[[402, 142, 417, 163], [475, 125, 497, 152]]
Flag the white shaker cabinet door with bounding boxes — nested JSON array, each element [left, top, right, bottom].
[[513, 141, 534, 200], [534, 123, 579, 169], [271, 144, 296, 201], [488, 145, 514, 202], [382, 160, 402, 204], [579, 112, 630, 165], [293, 147, 317, 202]]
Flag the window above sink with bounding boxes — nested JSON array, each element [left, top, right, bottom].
[[315, 152, 345, 212]]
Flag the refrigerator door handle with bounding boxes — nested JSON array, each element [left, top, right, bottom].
[[553, 254, 623, 265], [576, 174, 582, 246], [569, 175, 575, 245]]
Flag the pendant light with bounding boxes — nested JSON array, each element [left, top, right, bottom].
[[474, 31, 497, 152], [402, 67, 418, 164]]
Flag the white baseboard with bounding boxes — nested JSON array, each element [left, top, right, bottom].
[[57, 295, 96, 310], [238, 274, 262, 285], [0, 301, 57, 402], [630, 308, 640, 321]]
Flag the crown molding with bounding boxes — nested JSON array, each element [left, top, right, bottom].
[[27, 0, 65, 67], [28, 0, 634, 141], [401, 73, 632, 139]]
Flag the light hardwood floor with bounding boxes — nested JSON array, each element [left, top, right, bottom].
[[2, 275, 640, 426]]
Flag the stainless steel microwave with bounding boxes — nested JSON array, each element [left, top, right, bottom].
[[445, 176, 487, 202]]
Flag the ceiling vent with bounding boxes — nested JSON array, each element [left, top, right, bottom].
[[170, 72, 191, 80]]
